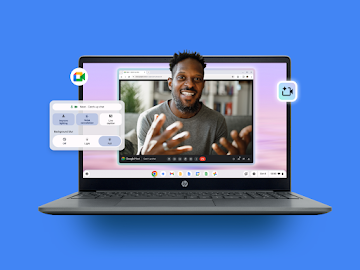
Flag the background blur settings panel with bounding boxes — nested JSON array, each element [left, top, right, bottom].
[[83, 62, 287, 179]]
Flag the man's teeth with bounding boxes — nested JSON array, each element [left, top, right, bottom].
[[182, 91, 195, 96]]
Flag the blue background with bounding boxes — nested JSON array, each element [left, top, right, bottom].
[[1, 0, 359, 269]]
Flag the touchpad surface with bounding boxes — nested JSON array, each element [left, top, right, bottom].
[[116, 200, 215, 207]]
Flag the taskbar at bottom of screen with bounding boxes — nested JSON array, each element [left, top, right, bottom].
[[83, 170, 287, 178]]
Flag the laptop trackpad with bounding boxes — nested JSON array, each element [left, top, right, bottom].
[[117, 200, 215, 207]]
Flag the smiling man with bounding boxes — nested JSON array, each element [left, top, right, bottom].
[[136, 51, 228, 155]]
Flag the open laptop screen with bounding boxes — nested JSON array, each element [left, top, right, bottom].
[[82, 58, 288, 183]]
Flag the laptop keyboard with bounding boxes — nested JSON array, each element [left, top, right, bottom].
[[69, 191, 300, 199]]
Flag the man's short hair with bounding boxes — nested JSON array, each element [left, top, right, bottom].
[[169, 50, 206, 75]]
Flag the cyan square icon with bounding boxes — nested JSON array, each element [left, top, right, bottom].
[[277, 81, 298, 102]]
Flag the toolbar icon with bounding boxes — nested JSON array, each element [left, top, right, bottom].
[[277, 81, 298, 102]]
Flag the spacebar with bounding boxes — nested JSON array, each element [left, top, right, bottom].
[[122, 196, 186, 199]]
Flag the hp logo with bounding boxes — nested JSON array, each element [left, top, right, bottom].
[[181, 180, 188, 188]]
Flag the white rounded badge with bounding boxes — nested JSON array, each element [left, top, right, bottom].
[[70, 68, 88, 86]]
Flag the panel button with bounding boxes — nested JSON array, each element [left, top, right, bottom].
[[76, 113, 98, 125], [53, 113, 74, 125], [100, 113, 122, 126], [99, 136, 121, 146]]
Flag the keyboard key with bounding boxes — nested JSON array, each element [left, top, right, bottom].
[[238, 195, 253, 199], [279, 193, 300, 199], [199, 196, 211, 199], [97, 195, 123, 199], [270, 193, 287, 199], [70, 193, 97, 199], [247, 193, 264, 199], [157, 196, 185, 199], [257, 192, 277, 199]]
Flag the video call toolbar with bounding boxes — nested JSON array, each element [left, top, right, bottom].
[[119, 155, 253, 163]]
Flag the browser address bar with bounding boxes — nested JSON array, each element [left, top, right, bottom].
[[132, 75, 167, 78], [120, 74, 170, 79], [122, 71, 147, 74]]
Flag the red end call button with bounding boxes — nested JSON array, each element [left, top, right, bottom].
[[200, 156, 206, 161]]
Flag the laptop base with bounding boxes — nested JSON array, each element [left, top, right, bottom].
[[39, 191, 331, 215]]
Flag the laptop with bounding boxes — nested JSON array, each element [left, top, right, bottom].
[[39, 54, 331, 214]]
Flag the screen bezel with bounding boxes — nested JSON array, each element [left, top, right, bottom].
[[78, 56, 291, 191]]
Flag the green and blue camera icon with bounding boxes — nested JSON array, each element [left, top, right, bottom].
[[277, 81, 298, 102]]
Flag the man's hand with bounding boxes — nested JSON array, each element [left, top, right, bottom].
[[141, 113, 192, 155], [212, 125, 252, 155]]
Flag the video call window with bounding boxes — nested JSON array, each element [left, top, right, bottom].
[[118, 69, 253, 164]]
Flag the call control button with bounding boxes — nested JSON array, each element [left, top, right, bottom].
[[99, 136, 121, 146]]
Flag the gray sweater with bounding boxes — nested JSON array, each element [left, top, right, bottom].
[[137, 100, 228, 155]]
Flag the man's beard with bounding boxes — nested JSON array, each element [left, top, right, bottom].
[[172, 90, 201, 114]]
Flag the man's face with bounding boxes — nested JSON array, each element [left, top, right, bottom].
[[168, 58, 205, 113]]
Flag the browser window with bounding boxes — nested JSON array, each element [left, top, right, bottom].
[[118, 68, 253, 164]]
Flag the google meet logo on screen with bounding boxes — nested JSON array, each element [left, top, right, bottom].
[[74, 72, 85, 82], [70, 68, 88, 86]]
